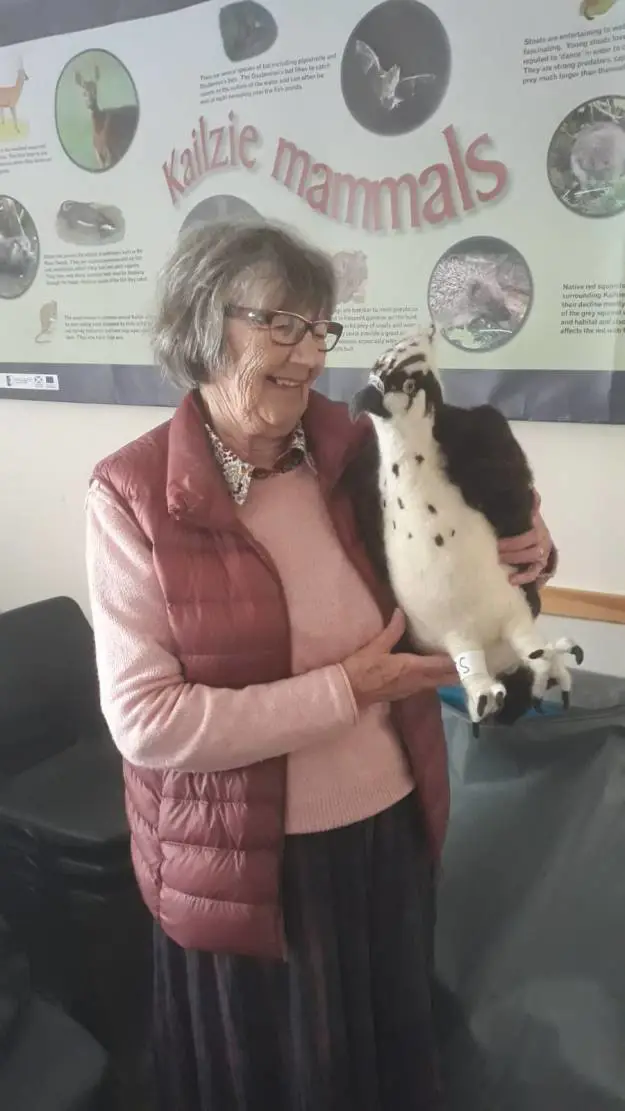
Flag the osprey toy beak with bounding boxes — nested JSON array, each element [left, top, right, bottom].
[[349, 375, 388, 421]]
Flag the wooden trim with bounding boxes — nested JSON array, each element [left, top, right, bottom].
[[541, 586, 625, 625]]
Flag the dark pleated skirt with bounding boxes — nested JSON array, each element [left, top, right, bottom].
[[151, 793, 444, 1111]]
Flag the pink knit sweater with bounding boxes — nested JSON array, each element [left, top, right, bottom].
[[86, 464, 414, 834]]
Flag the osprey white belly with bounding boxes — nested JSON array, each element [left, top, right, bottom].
[[381, 456, 514, 652]]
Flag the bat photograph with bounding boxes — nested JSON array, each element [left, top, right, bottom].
[[341, 0, 450, 135]]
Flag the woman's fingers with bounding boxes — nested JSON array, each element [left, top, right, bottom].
[[498, 528, 538, 556], [395, 653, 459, 687], [504, 543, 545, 566], [509, 563, 544, 586]]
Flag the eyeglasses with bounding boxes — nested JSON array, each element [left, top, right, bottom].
[[225, 305, 343, 353]]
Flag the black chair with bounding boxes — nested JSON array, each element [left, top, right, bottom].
[[0, 596, 104, 781], [0, 914, 109, 1111], [0, 597, 151, 1069]]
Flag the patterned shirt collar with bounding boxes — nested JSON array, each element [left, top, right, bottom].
[[205, 420, 314, 505]]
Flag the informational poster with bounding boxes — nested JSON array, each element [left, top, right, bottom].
[[0, 0, 624, 421]]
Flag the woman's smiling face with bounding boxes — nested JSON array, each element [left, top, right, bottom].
[[217, 304, 337, 438]]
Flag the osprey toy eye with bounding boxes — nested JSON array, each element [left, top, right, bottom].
[[403, 379, 416, 396]]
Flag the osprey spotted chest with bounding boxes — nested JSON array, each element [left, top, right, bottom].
[[349, 326, 583, 730]]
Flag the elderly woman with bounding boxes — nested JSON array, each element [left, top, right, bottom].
[[86, 222, 556, 1111]]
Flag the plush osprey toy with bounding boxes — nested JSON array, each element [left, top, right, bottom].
[[348, 324, 583, 732]]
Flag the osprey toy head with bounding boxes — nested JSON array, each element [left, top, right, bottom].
[[350, 322, 443, 425]]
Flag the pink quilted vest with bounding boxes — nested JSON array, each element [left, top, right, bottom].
[[91, 390, 449, 958]]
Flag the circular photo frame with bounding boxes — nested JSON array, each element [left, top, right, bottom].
[[428, 235, 534, 353], [547, 95, 625, 218], [0, 195, 40, 299], [179, 194, 262, 237], [341, 0, 451, 136], [55, 48, 139, 173]]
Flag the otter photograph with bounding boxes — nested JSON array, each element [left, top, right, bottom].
[[0, 194, 39, 299], [547, 95, 625, 218]]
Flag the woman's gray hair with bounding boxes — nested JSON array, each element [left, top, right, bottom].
[[153, 220, 337, 389]]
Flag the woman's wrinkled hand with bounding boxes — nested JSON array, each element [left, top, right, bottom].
[[497, 492, 555, 587], [342, 610, 458, 711]]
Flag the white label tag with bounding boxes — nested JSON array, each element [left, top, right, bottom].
[[368, 373, 385, 395], [454, 650, 487, 679]]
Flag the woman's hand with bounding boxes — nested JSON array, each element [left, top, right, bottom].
[[498, 492, 556, 588], [342, 610, 458, 711]]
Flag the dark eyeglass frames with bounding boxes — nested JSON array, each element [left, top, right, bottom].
[[225, 305, 343, 353]]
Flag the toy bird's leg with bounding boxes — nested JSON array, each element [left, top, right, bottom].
[[504, 584, 583, 708], [444, 640, 506, 730], [552, 636, 584, 667], [500, 599, 553, 708], [544, 637, 584, 709]]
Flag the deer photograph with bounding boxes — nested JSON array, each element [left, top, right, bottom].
[[0, 58, 28, 137], [55, 49, 139, 172]]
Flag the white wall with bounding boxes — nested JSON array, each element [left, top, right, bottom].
[[512, 420, 625, 678], [0, 399, 623, 675], [0, 399, 164, 614]]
